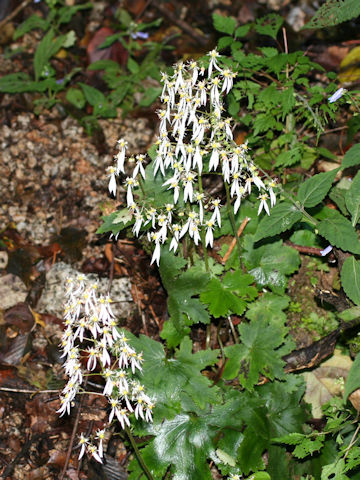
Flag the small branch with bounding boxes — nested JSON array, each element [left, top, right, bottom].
[[222, 217, 250, 264], [153, 2, 208, 46], [0, 387, 60, 395], [0, 0, 32, 32]]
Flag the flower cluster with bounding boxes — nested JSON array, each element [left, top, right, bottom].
[[58, 275, 154, 463], [107, 49, 276, 265]]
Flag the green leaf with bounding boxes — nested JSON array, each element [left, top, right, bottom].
[[244, 238, 301, 294], [275, 147, 302, 167], [139, 86, 162, 107], [237, 377, 307, 474], [212, 13, 236, 35], [342, 143, 360, 169], [255, 14, 283, 40], [223, 318, 288, 388], [246, 292, 290, 326], [34, 29, 69, 81], [338, 306, 360, 322], [345, 170, 360, 226], [66, 87, 85, 109], [0, 73, 52, 93], [57, 2, 92, 24], [329, 186, 349, 216], [303, 0, 360, 29], [298, 169, 339, 208], [341, 256, 360, 306], [235, 24, 251, 38], [14, 14, 49, 39], [160, 263, 210, 343], [317, 210, 360, 254], [127, 57, 140, 74], [129, 335, 219, 416], [217, 36, 234, 51], [254, 202, 302, 242], [79, 82, 106, 107], [200, 272, 257, 318], [344, 352, 360, 400]]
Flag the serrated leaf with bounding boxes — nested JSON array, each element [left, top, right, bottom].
[[329, 186, 349, 216], [272, 432, 305, 445], [255, 13, 283, 40], [212, 13, 236, 35], [0, 73, 52, 93], [244, 238, 301, 294], [237, 377, 307, 474], [341, 256, 360, 306], [223, 319, 288, 388], [345, 171, 360, 226], [342, 143, 360, 168], [235, 24, 251, 38], [14, 14, 49, 39], [275, 147, 302, 167], [66, 87, 85, 109], [217, 36, 234, 50], [246, 292, 289, 326], [317, 211, 360, 254], [298, 169, 339, 208], [34, 29, 69, 81], [200, 272, 257, 318], [303, 0, 360, 29], [293, 435, 325, 458], [254, 202, 302, 242], [79, 82, 106, 107]]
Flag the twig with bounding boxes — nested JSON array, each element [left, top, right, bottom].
[[153, 2, 208, 46], [59, 379, 88, 480], [222, 217, 250, 264], [0, 387, 60, 395], [0, 0, 32, 31]]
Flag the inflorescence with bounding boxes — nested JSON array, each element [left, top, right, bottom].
[[58, 275, 154, 463], [107, 49, 277, 266]]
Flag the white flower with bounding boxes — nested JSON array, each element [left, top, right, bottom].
[[205, 220, 214, 247], [257, 194, 270, 215], [211, 199, 222, 227], [107, 166, 117, 196], [209, 142, 220, 171], [78, 434, 89, 460], [208, 49, 220, 77]]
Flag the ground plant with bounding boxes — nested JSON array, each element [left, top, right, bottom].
[[3, 2, 359, 478], [66, 14, 360, 479]]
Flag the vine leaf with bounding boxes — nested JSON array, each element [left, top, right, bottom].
[[297, 169, 339, 208], [254, 202, 302, 242], [341, 256, 360, 306]]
